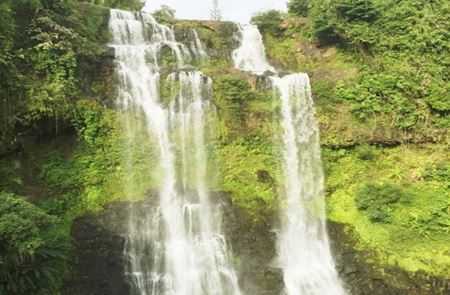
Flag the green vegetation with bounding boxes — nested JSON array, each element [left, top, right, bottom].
[[0, 98, 160, 293], [211, 73, 281, 215], [287, 0, 310, 17], [78, 0, 142, 10], [152, 4, 176, 22], [0, 0, 448, 292], [0, 192, 68, 294], [264, 0, 449, 139], [217, 140, 278, 213], [324, 145, 450, 275], [251, 10, 285, 38], [0, 0, 137, 155], [355, 182, 410, 223], [256, 0, 450, 278], [0, 1, 147, 292]]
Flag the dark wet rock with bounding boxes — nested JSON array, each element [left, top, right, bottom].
[[219, 192, 283, 295], [263, 70, 277, 76], [256, 170, 274, 184], [277, 71, 293, 78], [328, 221, 450, 295], [253, 74, 273, 91], [62, 198, 449, 295], [61, 214, 131, 295]]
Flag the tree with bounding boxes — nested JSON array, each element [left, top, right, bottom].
[[210, 0, 221, 21], [287, 0, 310, 17], [0, 192, 67, 294], [153, 4, 176, 21], [251, 10, 285, 37], [334, 0, 379, 22]]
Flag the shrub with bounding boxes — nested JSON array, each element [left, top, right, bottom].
[[287, 0, 310, 17], [354, 145, 375, 161], [0, 192, 67, 294], [422, 162, 449, 182], [310, 5, 342, 45], [80, 0, 143, 10], [251, 10, 285, 38], [334, 0, 379, 23], [40, 0, 71, 15], [355, 182, 409, 223], [426, 83, 450, 112], [152, 4, 176, 22]]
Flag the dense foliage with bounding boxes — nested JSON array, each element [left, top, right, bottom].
[[287, 0, 310, 17], [0, 0, 141, 293], [251, 10, 285, 38], [355, 182, 409, 223], [152, 4, 176, 22], [0, 0, 140, 155], [261, 0, 450, 277], [0, 192, 67, 294], [269, 0, 449, 137]]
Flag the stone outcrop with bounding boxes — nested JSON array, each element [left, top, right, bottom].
[[62, 198, 450, 294]]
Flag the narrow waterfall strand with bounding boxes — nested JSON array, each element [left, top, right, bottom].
[[232, 24, 346, 295]]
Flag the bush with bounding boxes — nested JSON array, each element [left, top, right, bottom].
[[40, 0, 71, 15], [354, 145, 375, 161], [0, 192, 67, 294], [422, 162, 449, 182], [152, 4, 176, 22], [335, 71, 426, 129], [426, 83, 450, 112], [310, 5, 342, 45], [251, 10, 285, 38], [355, 182, 409, 223], [334, 0, 379, 23], [287, 0, 310, 17], [214, 75, 252, 127], [79, 0, 143, 10]]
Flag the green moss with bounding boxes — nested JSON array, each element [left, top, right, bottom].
[[207, 70, 284, 216], [216, 140, 279, 215], [173, 20, 237, 71], [324, 144, 450, 276]]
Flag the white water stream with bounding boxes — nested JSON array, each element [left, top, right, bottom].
[[233, 24, 346, 295], [109, 9, 241, 295]]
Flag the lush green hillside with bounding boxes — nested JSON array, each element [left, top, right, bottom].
[[0, 1, 141, 293], [256, 0, 449, 279]]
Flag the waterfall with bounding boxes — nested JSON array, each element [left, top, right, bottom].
[[232, 24, 275, 74], [109, 9, 241, 295], [187, 29, 209, 62], [233, 24, 346, 295]]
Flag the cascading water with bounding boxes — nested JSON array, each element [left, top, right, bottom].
[[271, 74, 346, 295], [233, 24, 346, 295], [109, 9, 241, 295], [187, 29, 209, 62], [232, 24, 275, 74]]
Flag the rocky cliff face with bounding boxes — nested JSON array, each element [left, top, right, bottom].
[[64, 199, 450, 294], [56, 7, 449, 295], [65, 9, 450, 295], [328, 222, 450, 295], [62, 214, 131, 295]]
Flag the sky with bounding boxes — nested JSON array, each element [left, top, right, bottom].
[[142, 0, 287, 23]]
